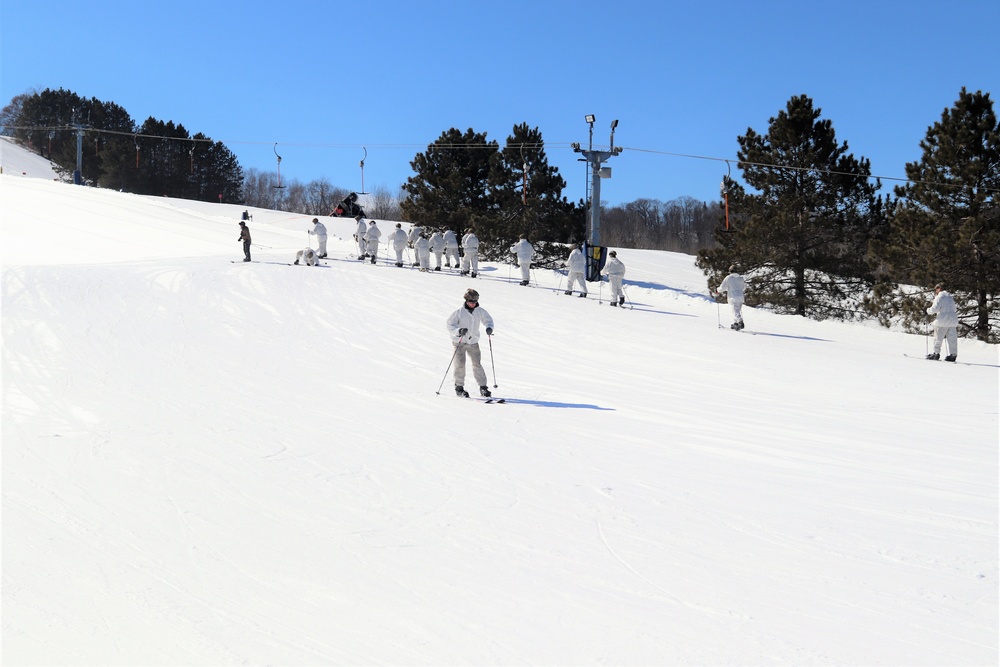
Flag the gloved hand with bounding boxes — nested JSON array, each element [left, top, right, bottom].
[[486, 327, 493, 335], [458, 328, 468, 336]]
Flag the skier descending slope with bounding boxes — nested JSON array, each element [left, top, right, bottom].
[[446, 288, 495, 398]]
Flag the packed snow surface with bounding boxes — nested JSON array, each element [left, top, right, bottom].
[[2, 139, 997, 665]]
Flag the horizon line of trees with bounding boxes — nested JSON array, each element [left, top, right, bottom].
[[2, 88, 243, 202], [697, 89, 997, 343], [3, 87, 996, 341]]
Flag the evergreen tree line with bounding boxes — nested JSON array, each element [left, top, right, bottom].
[[2, 88, 243, 202], [4, 87, 996, 341], [696, 89, 998, 343], [400, 124, 584, 268]]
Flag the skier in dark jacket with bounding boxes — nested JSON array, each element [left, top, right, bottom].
[[238, 221, 252, 262]]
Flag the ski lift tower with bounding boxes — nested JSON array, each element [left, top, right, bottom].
[[71, 107, 88, 185], [571, 115, 622, 246]]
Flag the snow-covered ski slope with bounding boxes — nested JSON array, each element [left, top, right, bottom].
[[2, 140, 998, 665]]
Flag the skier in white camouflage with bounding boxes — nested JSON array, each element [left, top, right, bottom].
[[308, 218, 328, 258], [926, 283, 958, 361], [461, 228, 480, 277], [364, 221, 381, 265], [429, 230, 446, 271], [354, 215, 368, 259], [388, 223, 408, 267], [564, 244, 587, 297], [407, 223, 423, 266], [294, 247, 320, 266], [415, 233, 431, 272], [511, 235, 535, 286], [446, 288, 495, 398], [715, 265, 746, 330], [443, 229, 460, 268], [603, 250, 626, 306]]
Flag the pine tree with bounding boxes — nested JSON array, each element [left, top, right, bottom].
[[697, 95, 885, 319], [869, 88, 1000, 342], [478, 123, 582, 264], [400, 128, 498, 235]]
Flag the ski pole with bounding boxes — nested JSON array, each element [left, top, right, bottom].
[[487, 333, 498, 388], [436, 343, 462, 395], [599, 278, 605, 304]]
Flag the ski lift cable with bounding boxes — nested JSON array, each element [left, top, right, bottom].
[[9, 124, 998, 195]]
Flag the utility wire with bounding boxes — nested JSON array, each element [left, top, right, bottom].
[[6, 125, 997, 195]]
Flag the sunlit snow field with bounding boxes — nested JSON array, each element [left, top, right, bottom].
[[2, 137, 997, 666]]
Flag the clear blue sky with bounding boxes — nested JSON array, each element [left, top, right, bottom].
[[3, 0, 997, 205]]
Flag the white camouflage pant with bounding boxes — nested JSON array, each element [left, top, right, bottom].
[[453, 342, 487, 388], [609, 276, 624, 302], [730, 299, 744, 324], [934, 325, 957, 356], [462, 249, 479, 273], [566, 271, 587, 295]]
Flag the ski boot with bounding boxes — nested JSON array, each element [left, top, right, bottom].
[[480, 386, 492, 398], [944, 354, 957, 362], [619, 296, 625, 305], [926, 353, 940, 360], [455, 386, 469, 398], [610, 301, 617, 307], [564, 290, 573, 295]]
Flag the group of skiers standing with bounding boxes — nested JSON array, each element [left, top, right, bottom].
[[349, 216, 482, 275], [559, 244, 627, 306], [294, 220, 955, 359]]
